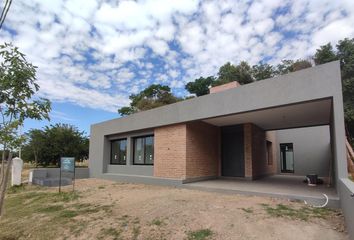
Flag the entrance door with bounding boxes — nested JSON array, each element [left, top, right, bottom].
[[280, 143, 294, 173], [221, 125, 245, 177]]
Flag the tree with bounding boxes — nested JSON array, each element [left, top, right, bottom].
[[21, 124, 89, 166], [185, 76, 215, 96], [251, 63, 276, 81], [275, 59, 312, 74], [313, 43, 338, 65], [336, 38, 354, 143], [291, 59, 312, 71], [21, 129, 45, 167], [213, 61, 253, 86], [0, 43, 51, 217], [118, 84, 181, 116]]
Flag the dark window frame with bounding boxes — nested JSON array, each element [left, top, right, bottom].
[[266, 140, 273, 165], [133, 135, 154, 166], [280, 143, 294, 173], [110, 138, 127, 165]]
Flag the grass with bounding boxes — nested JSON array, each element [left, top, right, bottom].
[[99, 227, 122, 240], [151, 218, 165, 226], [187, 229, 213, 240], [349, 175, 354, 182], [261, 203, 335, 221], [0, 184, 113, 240]]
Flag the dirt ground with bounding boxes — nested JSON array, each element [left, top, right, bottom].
[[52, 178, 348, 240]]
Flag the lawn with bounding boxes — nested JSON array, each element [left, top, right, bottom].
[[0, 179, 348, 240]]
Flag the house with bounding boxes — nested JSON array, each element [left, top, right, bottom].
[[90, 61, 346, 185], [90, 60, 353, 238]]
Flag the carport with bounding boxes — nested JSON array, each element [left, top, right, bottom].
[[184, 97, 339, 207]]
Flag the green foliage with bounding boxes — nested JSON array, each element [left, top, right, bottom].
[[214, 61, 253, 86], [21, 124, 89, 166], [251, 63, 275, 81], [0, 43, 51, 151], [314, 38, 354, 141], [118, 84, 182, 116], [185, 76, 215, 96], [291, 59, 312, 72], [275, 59, 312, 75], [314, 43, 338, 65], [187, 229, 213, 240]]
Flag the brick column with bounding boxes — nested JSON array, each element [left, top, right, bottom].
[[244, 123, 253, 178]]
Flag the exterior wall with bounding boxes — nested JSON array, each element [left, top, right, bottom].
[[186, 122, 220, 179], [266, 131, 278, 174], [339, 179, 354, 240], [244, 124, 277, 179], [209, 81, 240, 94], [154, 124, 187, 179], [276, 125, 332, 178], [154, 122, 220, 180]]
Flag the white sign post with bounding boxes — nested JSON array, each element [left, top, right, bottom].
[[11, 157, 23, 186]]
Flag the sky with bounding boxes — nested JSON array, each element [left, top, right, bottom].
[[1, 0, 354, 135]]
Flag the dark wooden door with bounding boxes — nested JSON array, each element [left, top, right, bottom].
[[221, 125, 245, 177]]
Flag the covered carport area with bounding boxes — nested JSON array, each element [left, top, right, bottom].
[[185, 97, 340, 207]]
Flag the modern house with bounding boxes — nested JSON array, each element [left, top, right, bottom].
[[90, 61, 354, 236], [90, 61, 346, 186]]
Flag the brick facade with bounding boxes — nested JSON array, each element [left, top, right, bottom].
[[154, 124, 187, 179], [244, 123, 277, 179], [209, 81, 240, 94], [154, 122, 220, 180], [186, 122, 220, 179], [154, 121, 276, 180]]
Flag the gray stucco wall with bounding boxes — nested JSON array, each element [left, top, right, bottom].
[[276, 126, 332, 177], [339, 179, 354, 240]]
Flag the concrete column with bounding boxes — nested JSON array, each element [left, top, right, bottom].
[[127, 137, 132, 166], [102, 136, 110, 173]]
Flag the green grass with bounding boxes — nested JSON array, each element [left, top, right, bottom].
[[0, 185, 113, 240], [261, 203, 335, 221], [151, 218, 165, 226], [98, 185, 105, 189], [187, 229, 213, 240], [99, 227, 122, 240]]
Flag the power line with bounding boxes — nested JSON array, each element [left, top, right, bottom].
[[0, 0, 12, 30]]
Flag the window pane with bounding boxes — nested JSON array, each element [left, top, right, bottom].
[[111, 139, 127, 165], [145, 136, 154, 164], [134, 138, 144, 164], [119, 139, 127, 164], [111, 141, 119, 164]]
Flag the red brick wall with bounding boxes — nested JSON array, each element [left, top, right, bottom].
[[244, 123, 277, 179], [186, 122, 220, 178], [209, 81, 240, 94], [154, 124, 187, 179]]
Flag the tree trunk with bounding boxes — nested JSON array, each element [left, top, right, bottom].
[[0, 152, 13, 218], [0, 149, 5, 186]]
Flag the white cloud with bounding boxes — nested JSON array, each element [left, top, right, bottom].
[[0, 0, 353, 113]]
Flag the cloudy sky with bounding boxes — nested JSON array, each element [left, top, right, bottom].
[[1, 0, 354, 134]]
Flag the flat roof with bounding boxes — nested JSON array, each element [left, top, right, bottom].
[[91, 61, 341, 136]]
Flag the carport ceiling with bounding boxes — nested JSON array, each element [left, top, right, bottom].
[[202, 98, 332, 130]]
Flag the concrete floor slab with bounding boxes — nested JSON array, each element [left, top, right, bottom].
[[183, 175, 339, 208]]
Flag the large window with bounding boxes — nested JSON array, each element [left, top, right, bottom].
[[133, 135, 154, 165], [111, 139, 127, 165]]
